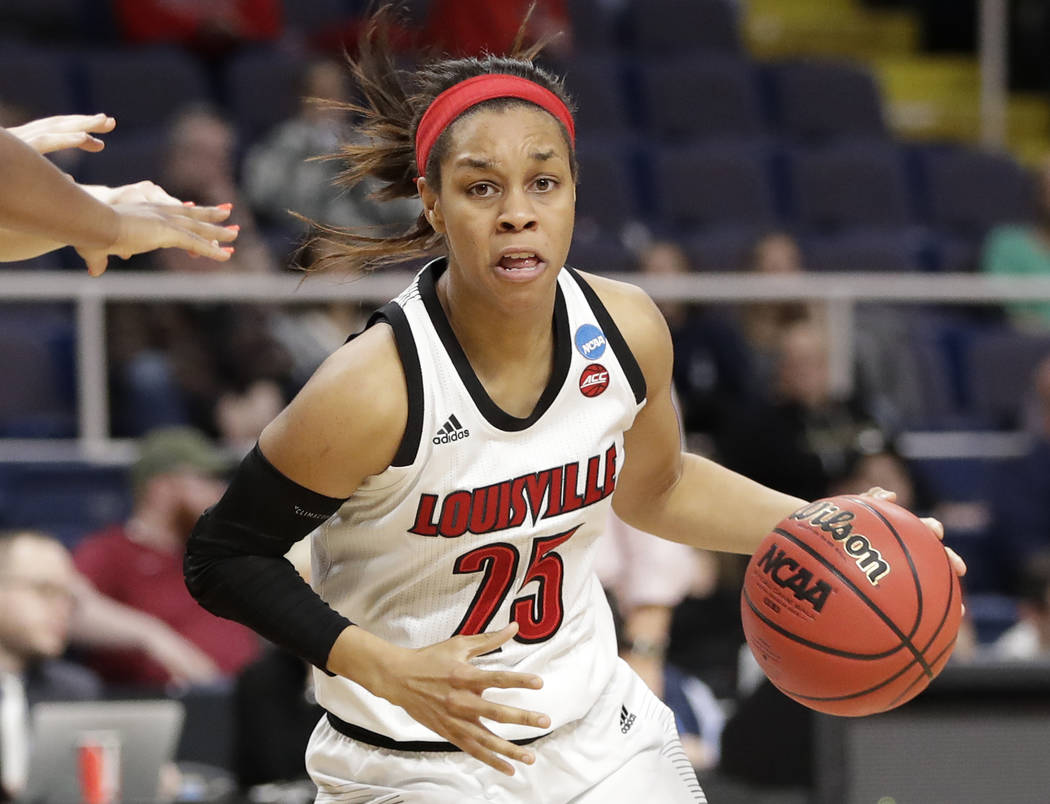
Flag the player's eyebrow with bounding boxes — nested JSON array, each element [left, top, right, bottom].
[[455, 156, 495, 169], [529, 149, 556, 161]]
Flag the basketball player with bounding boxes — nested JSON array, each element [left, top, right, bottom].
[[184, 10, 965, 801]]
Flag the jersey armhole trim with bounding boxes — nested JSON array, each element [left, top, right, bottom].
[[357, 302, 424, 467], [565, 267, 647, 404]]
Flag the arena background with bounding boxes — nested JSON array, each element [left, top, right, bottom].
[[2, 1, 1050, 802]]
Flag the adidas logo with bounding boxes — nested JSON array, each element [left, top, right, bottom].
[[433, 414, 470, 445], [619, 704, 636, 734]]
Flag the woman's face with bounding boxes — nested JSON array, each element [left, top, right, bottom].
[[420, 104, 575, 312]]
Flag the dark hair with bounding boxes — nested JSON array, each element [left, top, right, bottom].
[[302, 5, 577, 274]]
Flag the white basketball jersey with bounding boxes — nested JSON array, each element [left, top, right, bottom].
[[311, 259, 647, 745]]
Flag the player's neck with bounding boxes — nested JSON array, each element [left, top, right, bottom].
[[437, 273, 556, 373]]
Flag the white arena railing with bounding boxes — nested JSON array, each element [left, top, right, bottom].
[[2, 269, 1050, 463]]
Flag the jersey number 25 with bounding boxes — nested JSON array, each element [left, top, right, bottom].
[[452, 526, 578, 643]]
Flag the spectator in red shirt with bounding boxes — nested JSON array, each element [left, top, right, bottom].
[[73, 427, 260, 688], [113, 0, 282, 53], [422, 0, 571, 59]]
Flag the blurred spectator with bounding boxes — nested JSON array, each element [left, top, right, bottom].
[[157, 105, 273, 273], [737, 232, 815, 387], [422, 0, 571, 59], [637, 241, 757, 435], [107, 106, 294, 443], [987, 354, 1050, 592], [0, 530, 100, 800], [716, 319, 880, 501], [982, 156, 1050, 330], [829, 435, 936, 516], [244, 58, 420, 237], [113, 0, 282, 55], [72, 428, 260, 689], [989, 550, 1050, 660], [596, 512, 724, 771]]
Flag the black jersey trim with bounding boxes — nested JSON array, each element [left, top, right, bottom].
[[349, 301, 424, 467], [325, 711, 548, 752], [418, 259, 571, 433], [564, 266, 647, 404]]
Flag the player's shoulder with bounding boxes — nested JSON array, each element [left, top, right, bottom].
[[571, 269, 671, 371], [260, 321, 409, 497]]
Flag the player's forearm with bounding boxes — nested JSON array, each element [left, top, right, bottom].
[[0, 128, 119, 249], [616, 453, 805, 555], [326, 624, 411, 696], [0, 225, 64, 262]]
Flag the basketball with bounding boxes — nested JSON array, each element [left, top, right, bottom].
[[741, 495, 962, 717]]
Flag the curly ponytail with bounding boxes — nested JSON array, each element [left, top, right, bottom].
[[302, 5, 576, 274]]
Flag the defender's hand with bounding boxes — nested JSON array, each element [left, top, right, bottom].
[[8, 113, 116, 154]]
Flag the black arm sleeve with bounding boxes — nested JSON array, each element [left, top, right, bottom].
[[184, 444, 352, 673]]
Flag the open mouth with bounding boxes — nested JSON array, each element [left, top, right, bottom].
[[498, 251, 543, 271]]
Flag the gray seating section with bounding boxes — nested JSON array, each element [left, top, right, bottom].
[[626, 0, 741, 54], [640, 55, 767, 144], [767, 60, 887, 143], [787, 142, 912, 229], [655, 143, 777, 231], [81, 48, 211, 130]]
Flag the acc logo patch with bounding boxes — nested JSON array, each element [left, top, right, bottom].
[[574, 323, 607, 360], [579, 363, 610, 397]]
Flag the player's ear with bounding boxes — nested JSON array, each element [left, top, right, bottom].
[[418, 178, 445, 235]]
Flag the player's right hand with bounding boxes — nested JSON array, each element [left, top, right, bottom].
[[372, 622, 551, 776], [7, 113, 116, 154]]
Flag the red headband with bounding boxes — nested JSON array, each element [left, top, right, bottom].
[[415, 73, 576, 179]]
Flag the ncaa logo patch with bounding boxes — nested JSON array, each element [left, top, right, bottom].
[[574, 324, 607, 360], [579, 363, 610, 397]]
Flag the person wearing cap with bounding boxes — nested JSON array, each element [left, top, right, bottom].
[[73, 427, 260, 688]]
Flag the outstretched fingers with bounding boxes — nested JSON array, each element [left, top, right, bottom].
[[9, 114, 116, 154]]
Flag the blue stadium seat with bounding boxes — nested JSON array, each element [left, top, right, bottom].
[[0, 0, 86, 38], [906, 312, 1006, 429], [563, 55, 632, 136], [625, 0, 741, 54], [281, 0, 351, 34], [684, 227, 769, 272], [653, 143, 777, 232], [80, 48, 211, 130], [804, 229, 925, 272], [786, 142, 913, 230], [575, 143, 641, 232], [224, 48, 308, 146], [566, 0, 625, 52], [0, 464, 131, 549], [927, 232, 982, 273], [967, 329, 1050, 428], [75, 130, 167, 188], [0, 45, 76, 117], [917, 145, 1035, 236], [965, 593, 1019, 644], [568, 237, 635, 272], [639, 55, 766, 144], [0, 310, 76, 438], [766, 60, 887, 143]]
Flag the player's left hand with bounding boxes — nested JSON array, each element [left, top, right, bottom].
[[80, 180, 183, 207], [7, 113, 116, 154], [861, 486, 967, 581], [75, 201, 237, 276]]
